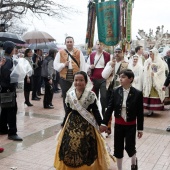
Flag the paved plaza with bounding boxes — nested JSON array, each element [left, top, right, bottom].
[[0, 91, 170, 170]]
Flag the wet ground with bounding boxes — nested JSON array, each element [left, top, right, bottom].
[[0, 91, 170, 170]]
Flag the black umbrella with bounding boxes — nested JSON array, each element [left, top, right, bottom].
[[28, 42, 57, 50], [0, 32, 25, 44]]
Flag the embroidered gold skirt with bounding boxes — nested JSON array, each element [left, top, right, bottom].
[[54, 112, 110, 170]]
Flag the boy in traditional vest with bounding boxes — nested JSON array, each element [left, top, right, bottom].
[[100, 69, 144, 170]]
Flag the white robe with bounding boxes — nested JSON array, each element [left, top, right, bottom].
[[128, 64, 143, 91], [143, 57, 166, 102]]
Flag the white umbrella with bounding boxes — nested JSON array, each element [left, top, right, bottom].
[[22, 30, 55, 44]]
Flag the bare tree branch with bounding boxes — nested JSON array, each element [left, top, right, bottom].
[[0, 0, 78, 21]]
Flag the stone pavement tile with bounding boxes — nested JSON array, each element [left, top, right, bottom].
[[0, 136, 56, 169], [0, 165, 10, 170], [0, 158, 36, 169], [7, 150, 40, 161], [144, 107, 170, 130], [17, 117, 58, 137], [139, 162, 155, 170], [0, 134, 11, 146], [152, 164, 169, 170], [48, 167, 55, 170]]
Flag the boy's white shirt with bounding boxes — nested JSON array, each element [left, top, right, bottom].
[[101, 86, 143, 132]]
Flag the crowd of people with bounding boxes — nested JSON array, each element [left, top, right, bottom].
[[0, 38, 170, 170]]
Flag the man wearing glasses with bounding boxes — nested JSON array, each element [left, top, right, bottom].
[[102, 47, 129, 93], [102, 47, 129, 136]]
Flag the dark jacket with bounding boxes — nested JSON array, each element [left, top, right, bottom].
[[32, 53, 43, 76], [41, 56, 54, 79], [102, 86, 144, 130], [0, 55, 16, 90], [164, 72, 170, 87], [166, 57, 170, 71]]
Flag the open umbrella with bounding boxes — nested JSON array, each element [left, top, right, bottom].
[[22, 30, 55, 44], [28, 42, 57, 50], [0, 32, 26, 44]]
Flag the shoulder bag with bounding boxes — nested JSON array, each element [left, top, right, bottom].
[[0, 68, 15, 108]]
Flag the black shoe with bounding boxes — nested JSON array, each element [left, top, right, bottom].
[[131, 158, 138, 170], [37, 93, 44, 96], [49, 103, 53, 106], [0, 131, 8, 135], [131, 165, 138, 170], [44, 105, 54, 109], [166, 126, 170, 132], [147, 111, 153, 117], [8, 135, 23, 141], [36, 96, 41, 99], [32, 97, 40, 101], [25, 101, 33, 106], [54, 90, 60, 93]]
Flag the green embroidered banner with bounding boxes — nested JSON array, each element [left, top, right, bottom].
[[96, 0, 120, 46], [126, 0, 132, 42]]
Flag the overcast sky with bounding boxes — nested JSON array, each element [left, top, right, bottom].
[[25, 0, 170, 45]]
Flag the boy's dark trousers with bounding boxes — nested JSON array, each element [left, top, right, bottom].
[[114, 123, 136, 158]]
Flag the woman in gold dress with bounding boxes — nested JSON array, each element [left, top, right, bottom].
[[54, 71, 111, 170]]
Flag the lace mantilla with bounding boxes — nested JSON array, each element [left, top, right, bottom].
[[65, 89, 96, 110]]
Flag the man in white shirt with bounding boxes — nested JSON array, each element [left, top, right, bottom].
[[87, 41, 110, 117], [102, 47, 128, 135], [102, 47, 129, 99], [53, 36, 86, 114]]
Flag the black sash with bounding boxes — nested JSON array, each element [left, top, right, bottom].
[[65, 49, 80, 68]]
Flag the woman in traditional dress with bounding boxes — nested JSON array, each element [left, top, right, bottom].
[[54, 71, 111, 170], [128, 55, 143, 91], [143, 48, 166, 116]]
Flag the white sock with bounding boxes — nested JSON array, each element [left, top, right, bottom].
[[117, 158, 123, 170], [131, 154, 137, 165]]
